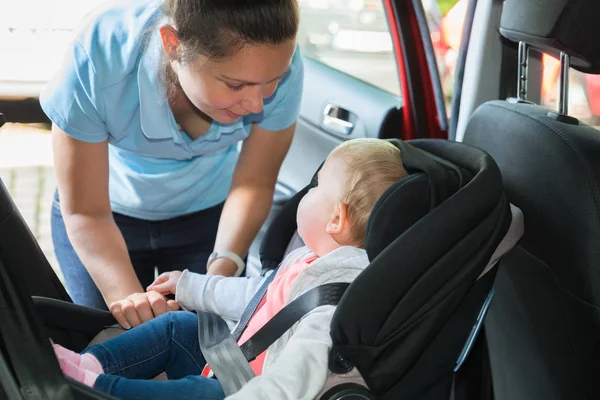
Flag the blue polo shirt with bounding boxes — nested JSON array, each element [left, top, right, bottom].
[[40, 0, 304, 220]]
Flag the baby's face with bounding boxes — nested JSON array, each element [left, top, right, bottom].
[[297, 153, 349, 256]]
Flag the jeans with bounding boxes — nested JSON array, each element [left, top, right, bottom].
[[51, 192, 223, 309], [85, 311, 225, 400]]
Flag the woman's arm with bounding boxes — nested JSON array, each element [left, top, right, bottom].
[[207, 122, 295, 276], [53, 125, 172, 327]]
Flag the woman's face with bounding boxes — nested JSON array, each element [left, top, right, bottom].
[[171, 38, 296, 124]]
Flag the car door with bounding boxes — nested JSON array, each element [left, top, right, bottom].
[[247, 0, 450, 274]]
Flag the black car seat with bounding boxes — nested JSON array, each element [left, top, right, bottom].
[[462, 1, 600, 399], [256, 138, 523, 400], [0, 136, 522, 399]]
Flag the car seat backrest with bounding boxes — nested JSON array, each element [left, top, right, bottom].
[[465, 102, 600, 400], [462, 1, 600, 398]]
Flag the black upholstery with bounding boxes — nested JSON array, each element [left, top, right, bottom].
[[330, 139, 510, 399], [0, 180, 70, 301], [500, 0, 600, 73], [261, 138, 512, 399], [365, 140, 462, 259], [259, 185, 310, 271], [463, 100, 600, 400]]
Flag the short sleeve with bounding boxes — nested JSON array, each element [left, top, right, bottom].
[[257, 48, 304, 131], [40, 40, 108, 143]]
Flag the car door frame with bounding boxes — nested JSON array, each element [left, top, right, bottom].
[[386, 0, 448, 140]]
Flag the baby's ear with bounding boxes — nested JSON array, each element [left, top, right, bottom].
[[326, 202, 350, 235]]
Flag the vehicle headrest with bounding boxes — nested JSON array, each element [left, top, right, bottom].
[[365, 140, 462, 260], [500, 0, 600, 73]]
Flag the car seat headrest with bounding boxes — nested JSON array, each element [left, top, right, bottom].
[[365, 140, 462, 260], [260, 140, 471, 272], [500, 0, 600, 73]]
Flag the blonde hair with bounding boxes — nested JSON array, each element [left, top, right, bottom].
[[330, 138, 408, 247]]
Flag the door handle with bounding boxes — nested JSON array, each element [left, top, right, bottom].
[[322, 104, 356, 136]]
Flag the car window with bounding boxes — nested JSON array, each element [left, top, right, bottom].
[[297, 0, 401, 96], [539, 53, 600, 127], [422, 0, 466, 116], [0, 0, 105, 87]]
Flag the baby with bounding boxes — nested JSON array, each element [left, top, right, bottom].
[[53, 138, 408, 400]]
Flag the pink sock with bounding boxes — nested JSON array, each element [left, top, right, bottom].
[[58, 358, 100, 388], [53, 344, 104, 374]]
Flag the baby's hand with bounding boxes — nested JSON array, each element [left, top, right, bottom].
[[147, 270, 183, 296]]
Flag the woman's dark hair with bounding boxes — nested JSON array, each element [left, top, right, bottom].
[[164, 0, 299, 62]]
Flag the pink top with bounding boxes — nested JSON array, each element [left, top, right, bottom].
[[238, 253, 319, 375]]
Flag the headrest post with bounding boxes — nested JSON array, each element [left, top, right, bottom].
[[517, 42, 529, 101], [558, 52, 570, 115]]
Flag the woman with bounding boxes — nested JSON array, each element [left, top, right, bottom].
[[40, 0, 303, 329]]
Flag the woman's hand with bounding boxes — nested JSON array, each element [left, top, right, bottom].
[[109, 291, 179, 329], [147, 270, 183, 295]]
